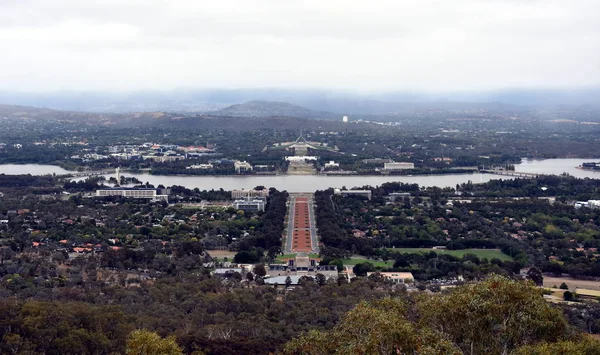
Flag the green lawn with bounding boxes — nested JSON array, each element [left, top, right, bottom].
[[273, 249, 511, 267], [388, 248, 513, 261], [342, 259, 394, 267]]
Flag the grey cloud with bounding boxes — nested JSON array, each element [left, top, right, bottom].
[[0, 0, 598, 91]]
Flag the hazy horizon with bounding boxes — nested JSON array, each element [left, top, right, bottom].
[[1, 0, 599, 92], [2, 86, 600, 114]]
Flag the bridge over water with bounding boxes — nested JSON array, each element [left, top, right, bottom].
[[59, 169, 120, 178], [481, 170, 545, 178]]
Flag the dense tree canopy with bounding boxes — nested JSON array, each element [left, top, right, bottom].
[[283, 276, 595, 355], [126, 329, 184, 355]]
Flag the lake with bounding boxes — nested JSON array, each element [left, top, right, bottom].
[[1, 158, 598, 192]]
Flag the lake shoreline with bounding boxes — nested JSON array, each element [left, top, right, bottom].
[[0, 157, 596, 177], [1, 158, 598, 192]]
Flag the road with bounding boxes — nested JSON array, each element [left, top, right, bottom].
[[285, 193, 318, 254]]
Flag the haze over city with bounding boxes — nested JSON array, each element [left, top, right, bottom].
[[3, 1, 600, 354], [1, 0, 599, 92]]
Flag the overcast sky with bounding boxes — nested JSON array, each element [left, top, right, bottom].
[[1, 0, 599, 92]]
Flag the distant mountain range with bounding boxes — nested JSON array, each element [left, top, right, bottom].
[[0, 104, 58, 117], [0, 103, 372, 132], [213, 100, 338, 119], [0, 104, 176, 126], [2, 86, 600, 126], [1, 88, 599, 114]]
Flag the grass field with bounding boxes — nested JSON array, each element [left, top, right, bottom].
[[341, 248, 511, 268], [388, 248, 513, 261], [542, 276, 600, 291], [343, 259, 394, 267], [206, 250, 236, 259]]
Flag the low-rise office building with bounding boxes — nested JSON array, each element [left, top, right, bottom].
[[186, 164, 214, 170], [231, 189, 269, 199], [334, 189, 372, 200], [383, 162, 415, 170], [234, 160, 253, 173], [366, 271, 415, 284], [233, 198, 266, 212], [142, 154, 183, 163], [362, 158, 393, 164], [95, 188, 168, 201], [285, 156, 318, 162], [575, 200, 600, 209], [324, 161, 340, 168]]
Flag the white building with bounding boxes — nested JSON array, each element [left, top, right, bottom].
[[110, 153, 137, 160], [285, 156, 318, 162], [234, 160, 253, 173], [384, 162, 415, 170], [233, 198, 265, 212], [589, 200, 600, 209], [186, 164, 214, 170], [576, 200, 600, 209], [231, 189, 269, 199], [335, 189, 372, 200], [95, 188, 168, 201], [366, 272, 414, 284], [324, 161, 340, 168], [142, 155, 183, 163], [180, 146, 214, 153]]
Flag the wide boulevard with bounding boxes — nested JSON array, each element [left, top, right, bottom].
[[285, 193, 318, 254]]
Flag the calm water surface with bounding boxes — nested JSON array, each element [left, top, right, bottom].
[[1, 158, 598, 192]]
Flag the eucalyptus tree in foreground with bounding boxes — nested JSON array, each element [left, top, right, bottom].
[[282, 275, 598, 355]]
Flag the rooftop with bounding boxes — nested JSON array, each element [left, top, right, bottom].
[[367, 271, 415, 280], [97, 188, 157, 191], [264, 275, 301, 285]]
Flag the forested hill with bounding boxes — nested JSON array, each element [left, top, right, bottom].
[[213, 100, 337, 119], [0, 102, 342, 127], [0, 103, 175, 126], [0, 104, 58, 116]]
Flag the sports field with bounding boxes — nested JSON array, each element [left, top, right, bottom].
[[343, 259, 394, 267], [277, 249, 511, 265], [542, 276, 600, 291], [388, 248, 513, 261]]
